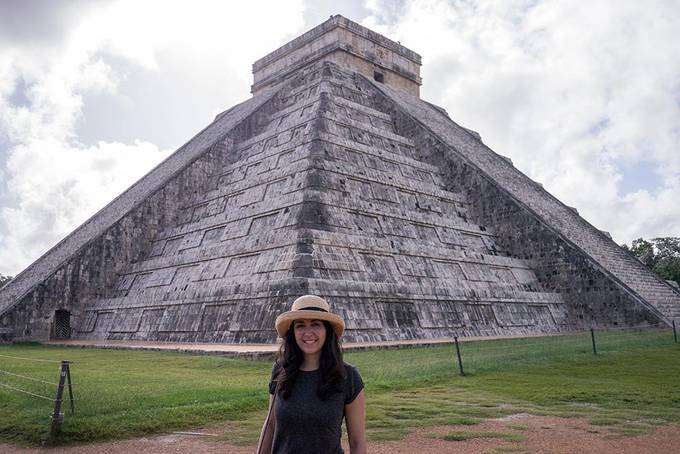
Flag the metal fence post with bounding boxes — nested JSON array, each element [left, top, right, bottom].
[[673, 320, 678, 344], [65, 361, 75, 414], [454, 336, 465, 376], [50, 361, 68, 434], [590, 328, 597, 355]]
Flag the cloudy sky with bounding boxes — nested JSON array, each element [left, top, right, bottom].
[[1, 0, 678, 277]]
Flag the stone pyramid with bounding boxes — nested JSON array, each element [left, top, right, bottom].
[[1, 16, 678, 343]]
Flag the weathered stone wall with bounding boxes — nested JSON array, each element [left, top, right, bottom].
[[1, 143, 231, 341], [288, 65, 572, 341], [373, 78, 680, 321], [13, 63, 566, 344], [0, 83, 282, 326], [2, 58, 672, 345], [252, 15, 421, 96], [356, 74, 667, 328], [0, 81, 289, 342], [446, 160, 661, 328], [65, 67, 329, 343]]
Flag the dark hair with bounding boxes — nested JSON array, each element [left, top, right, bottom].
[[274, 320, 345, 400]]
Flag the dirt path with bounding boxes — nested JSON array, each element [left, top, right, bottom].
[[369, 414, 680, 454], [2, 414, 679, 453]]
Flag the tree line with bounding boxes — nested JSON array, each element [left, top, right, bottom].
[[622, 237, 680, 286], [1, 274, 13, 289]]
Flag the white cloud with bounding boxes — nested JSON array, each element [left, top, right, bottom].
[[4, 0, 678, 278], [1, 139, 168, 274], [363, 0, 680, 244], [0, 0, 306, 275]]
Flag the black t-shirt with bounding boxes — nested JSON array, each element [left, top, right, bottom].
[[268, 363, 364, 454]]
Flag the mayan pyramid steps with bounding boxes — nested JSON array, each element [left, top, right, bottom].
[[1, 15, 677, 344]]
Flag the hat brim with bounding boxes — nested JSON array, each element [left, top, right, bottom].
[[275, 310, 345, 337]]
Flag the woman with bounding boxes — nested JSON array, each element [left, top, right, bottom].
[[257, 295, 366, 454]]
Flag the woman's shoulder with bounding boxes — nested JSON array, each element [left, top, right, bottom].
[[270, 360, 283, 379], [342, 362, 364, 403], [342, 362, 363, 380], [343, 362, 360, 372]]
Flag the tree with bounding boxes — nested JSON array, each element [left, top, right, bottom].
[[623, 237, 680, 285], [0, 274, 12, 289]]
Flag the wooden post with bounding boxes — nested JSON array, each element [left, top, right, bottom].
[[454, 336, 465, 376], [65, 362, 75, 414], [50, 361, 68, 434], [590, 328, 597, 355], [673, 320, 677, 344]]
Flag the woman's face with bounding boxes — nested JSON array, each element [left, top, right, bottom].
[[293, 319, 327, 356]]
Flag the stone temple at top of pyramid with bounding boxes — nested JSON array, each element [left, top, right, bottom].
[[1, 15, 678, 344]]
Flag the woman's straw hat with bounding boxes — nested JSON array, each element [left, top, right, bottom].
[[275, 295, 345, 337]]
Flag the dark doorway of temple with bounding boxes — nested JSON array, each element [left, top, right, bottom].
[[53, 310, 71, 339]]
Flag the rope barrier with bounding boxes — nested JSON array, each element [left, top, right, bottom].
[[0, 327, 672, 424], [595, 329, 668, 337], [596, 326, 669, 333], [0, 369, 58, 386], [459, 340, 588, 353], [0, 382, 53, 401], [595, 336, 666, 343], [458, 330, 669, 353], [0, 353, 63, 363], [594, 336, 666, 344]]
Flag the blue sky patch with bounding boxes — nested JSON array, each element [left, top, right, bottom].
[[8, 77, 32, 108], [617, 160, 661, 194]]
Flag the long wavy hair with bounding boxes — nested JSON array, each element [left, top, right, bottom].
[[274, 320, 345, 400]]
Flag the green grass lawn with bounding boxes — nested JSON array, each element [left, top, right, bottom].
[[0, 329, 678, 446]]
